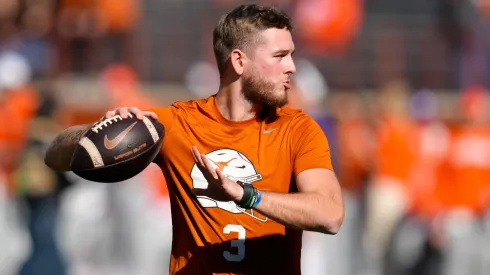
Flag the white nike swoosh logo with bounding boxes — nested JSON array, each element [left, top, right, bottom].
[[262, 128, 279, 134]]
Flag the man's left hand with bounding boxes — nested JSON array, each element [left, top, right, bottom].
[[191, 146, 244, 202]]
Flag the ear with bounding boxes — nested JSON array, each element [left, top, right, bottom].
[[230, 49, 246, 76]]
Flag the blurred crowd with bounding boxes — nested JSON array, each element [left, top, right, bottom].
[[1, 0, 490, 275], [294, 81, 490, 275]]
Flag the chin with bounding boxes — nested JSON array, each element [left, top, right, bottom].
[[268, 93, 288, 108], [277, 89, 289, 105]]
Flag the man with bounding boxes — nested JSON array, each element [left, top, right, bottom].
[[44, 4, 344, 275]]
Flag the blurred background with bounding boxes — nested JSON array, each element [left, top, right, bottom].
[[1, 0, 490, 275]]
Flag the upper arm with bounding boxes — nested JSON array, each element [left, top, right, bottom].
[[146, 105, 177, 134], [146, 105, 178, 162], [292, 114, 333, 175], [291, 114, 340, 195], [296, 168, 342, 203], [296, 168, 344, 233]]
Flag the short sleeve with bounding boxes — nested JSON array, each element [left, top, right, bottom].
[[146, 105, 178, 136], [292, 114, 333, 176]]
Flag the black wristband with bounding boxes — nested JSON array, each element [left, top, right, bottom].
[[237, 181, 256, 209]]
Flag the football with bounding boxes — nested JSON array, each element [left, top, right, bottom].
[[70, 113, 164, 183]]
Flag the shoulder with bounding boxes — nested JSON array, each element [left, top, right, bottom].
[[278, 106, 330, 144], [171, 98, 206, 109], [150, 97, 212, 117], [277, 105, 318, 128]]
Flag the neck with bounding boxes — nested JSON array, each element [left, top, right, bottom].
[[215, 81, 256, 121]]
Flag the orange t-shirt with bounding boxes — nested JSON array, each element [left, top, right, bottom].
[[374, 116, 417, 185], [0, 86, 39, 191], [336, 118, 373, 193], [408, 122, 451, 218], [149, 96, 333, 275], [447, 126, 490, 215]]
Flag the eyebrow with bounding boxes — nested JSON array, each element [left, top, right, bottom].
[[273, 49, 295, 56]]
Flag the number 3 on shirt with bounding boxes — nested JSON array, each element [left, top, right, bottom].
[[223, 224, 245, 262]]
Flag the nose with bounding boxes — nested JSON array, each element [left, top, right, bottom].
[[285, 55, 296, 75]]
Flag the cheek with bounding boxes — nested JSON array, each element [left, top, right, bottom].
[[257, 61, 272, 72], [256, 58, 280, 72], [259, 63, 283, 80]]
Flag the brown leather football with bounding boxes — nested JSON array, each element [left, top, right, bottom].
[[70, 113, 164, 182]]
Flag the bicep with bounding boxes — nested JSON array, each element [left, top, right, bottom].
[[145, 106, 177, 134], [292, 115, 333, 176], [291, 115, 341, 198], [296, 168, 341, 197], [146, 106, 178, 163], [296, 167, 345, 234]]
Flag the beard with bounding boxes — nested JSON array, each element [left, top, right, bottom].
[[242, 70, 288, 109]]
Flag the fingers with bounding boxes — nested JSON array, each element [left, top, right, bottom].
[[144, 111, 158, 119], [126, 107, 143, 119], [202, 154, 219, 180], [192, 147, 207, 172], [105, 107, 131, 119], [119, 108, 132, 119], [216, 168, 226, 181], [191, 146, 205, 171], [191, 146, 201, 163], [105, 110, 116, 119], [104, 107, 158, 120], [191, 146, 218, 180]]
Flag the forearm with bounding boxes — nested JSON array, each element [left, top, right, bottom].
[[44, 124, 91, 171], [254, 190, 343, 234]]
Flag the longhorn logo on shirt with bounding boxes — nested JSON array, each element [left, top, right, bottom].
[[191, 149, 268, 222]]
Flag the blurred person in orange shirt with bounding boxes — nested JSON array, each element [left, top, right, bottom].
[[364, 80, 418, 274], [0, 51, 40, 274], [334, 92, 374, 200], [440, 85, 490, 275], [332, 91, 375, 275], [382, 89, 451, 275], [406, 90, 451, 222], [0, 51, 39, 193], [448, 86, 490, 215]]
